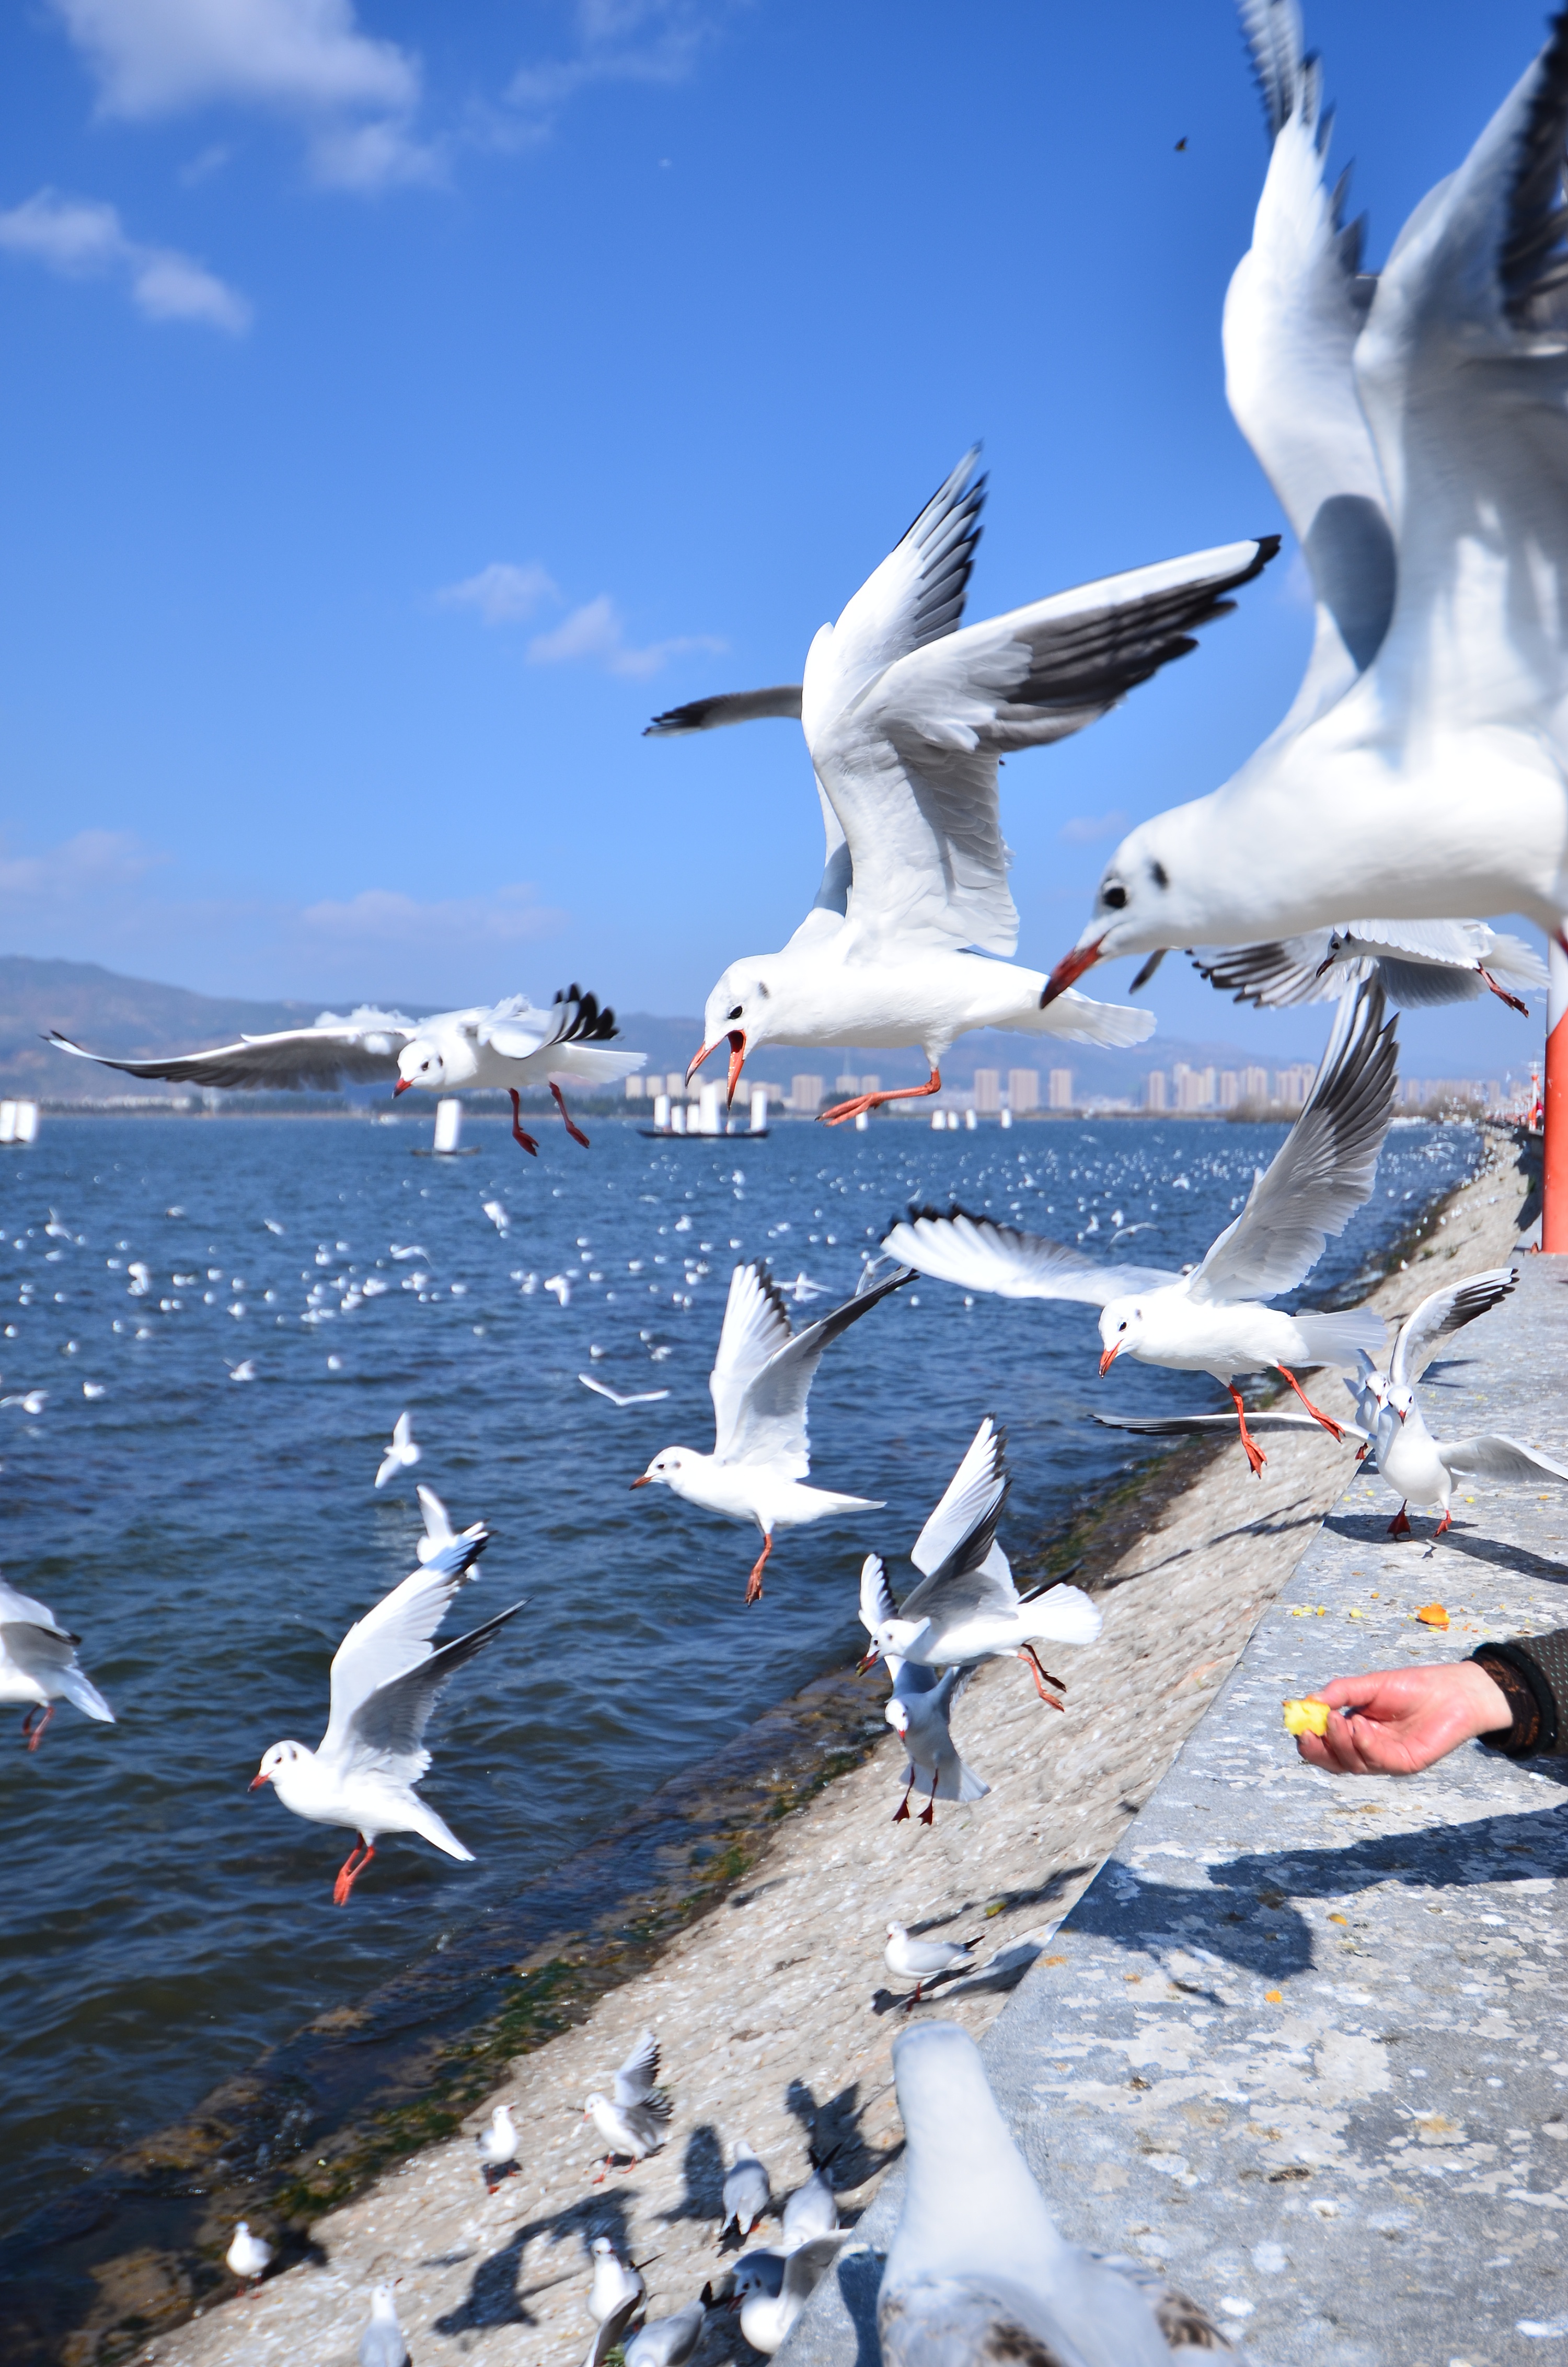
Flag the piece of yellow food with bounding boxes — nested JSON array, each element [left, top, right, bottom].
[[1282, 1698, 1331, 1737], [1416, 1602, 1450, 1629]]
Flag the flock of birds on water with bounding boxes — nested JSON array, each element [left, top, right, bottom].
[[13, 1, 1568, 2358]]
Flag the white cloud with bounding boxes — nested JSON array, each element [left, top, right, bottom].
[[0, 188, 251, 331], [297, 883, 567, 948], [1058, 809, 1129, 846], [48, 0, 435, 191], [0, 829, 160, 902], [527, 593, 722, 680], [437, 561, 559, 626], [507, 0, 730, 135]]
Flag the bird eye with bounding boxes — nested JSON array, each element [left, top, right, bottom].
[[1102, 882, 1128, 910], [1118, 1320, 1127, 1333], [1150, 861, 1169, 890], [727, 1005, 743, 1021]]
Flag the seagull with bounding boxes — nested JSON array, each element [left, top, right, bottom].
[[579, 1373, 672, 1408], [1376, 1384, 1568, 1540], [45, 985, 645, 1156], [228, 1360, 256, 1383], [633, 1260, 911, 1601], [879, 2020, 1227, 2366], [736, 2235, 849, 2355], [414, 1484, 487, 1566], [225, 2221, 273, 2292], [476, 2101, 520, 2181], [857, 1417, 1102, 1699], [886, 1670, 990, 1825], [587, 2236, 647, 2326], [885, 1921, 982, 2005], [584, 2028, 672, 2176], [781, 2157, 840, 2253], [886, 978, 1396, 1472], [624, 2300, 707, 2367], [82, 1381, 106, 1400], [0, 1390, 47, 1415], [358, 2284, 410, 2367], [375, 1411, 420, 1490], [1190, 919, 1545, 1015], [651, 453, 1277, 1124], [482, 1198, 510, 1235], [586, 2295, 644, 2367], [250, 1529, 525, 1904], [721, 2140, 773, 2242], [0, 1575, 115, 1750], [1043, 8, 1568, 1004]]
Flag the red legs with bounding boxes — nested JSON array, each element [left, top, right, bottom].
[[21, 1703, 53, 1751], [918, 1798, 935, 1827], [1020, 1645, 1066, 1708], [1481, 968, 1529, 1016], [1274, 1365, 1345, 1442], [1227, 1384, 1267, 1476], [506, 1090, 539, 1156], [745, 1533, 773, 1605], [549, 1081, 591, 1148], [1432, 1509, 1452, 1538], [1355, 1442, 1370, 1462], [333, 1835, 376, 1906], [1388, 1503, 1413, 1538], [902, 1980, 925, 2012], [818, 1068, 942, 1128], [892, 1776, 913, 1824]]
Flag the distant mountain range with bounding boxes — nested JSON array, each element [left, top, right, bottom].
[[1, 954, 1318, 1103]]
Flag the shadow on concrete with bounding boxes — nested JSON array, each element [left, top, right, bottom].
[[1064, 1803, 1568, 1981], [660, 2123, 725, 2229], [432, 2183, 640, 2335]]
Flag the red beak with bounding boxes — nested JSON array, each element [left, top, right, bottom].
[[1040, 935, 1108, 1007], [393, 1079, 411, 1096], [686, 1030, 746, 1107], [1098, 1343, 1120, 1375], [249, 1771, 270, 1790], [856, 1647, 879, 1673], [630, 1475, 652, 1488]]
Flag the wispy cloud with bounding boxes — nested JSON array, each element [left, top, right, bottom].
[[506, 0, 734, 138], [0, 828, 160, 901], [48, 0, 436, 191], [527, 593, 722, 680], [297, 884, 567, 949], [0, 188, 252, 331], [1058, 809, 1129, 846], [436, 561, 560, 626]]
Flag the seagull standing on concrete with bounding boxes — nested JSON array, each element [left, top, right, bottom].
[[1377, 1386, 1568, 1540], [587, 2237, 647, 2326], [652, 453, 1277, 1124], [721, 2140, 773, 2242], [633, 1261, 911, 1601], [225, 2221, 273, 2293], [250, 1530, 524, 1904], [858, 1418, 1102, 1700], [47, 985, 644, 1156], [358, 2284, 410, 2367], [884, 1922, 982, 2006], [887, 979, 1397, 1472], [781, 2157, 840, 2253], [476, 2102, 520, 2183], [879, 2021, 1226, 2365], [1043, 9, 1568, 1001], [0, 1575, 115, 1750], [584, 2029, 672, 2176]]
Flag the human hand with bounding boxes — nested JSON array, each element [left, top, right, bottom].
[[1293, 1661, 1512, 1775]]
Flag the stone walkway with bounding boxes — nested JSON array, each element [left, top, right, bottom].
[[789, 1250, 1568, 2367]]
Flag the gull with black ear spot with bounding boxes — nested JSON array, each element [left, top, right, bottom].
[[650, 449, 1277, 1122], [889, 979, 1398, 1476]]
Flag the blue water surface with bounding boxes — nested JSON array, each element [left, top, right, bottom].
[[0, 1106, 1476, 2235]]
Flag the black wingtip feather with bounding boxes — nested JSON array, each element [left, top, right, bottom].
[[1501, 8, 1568, 328]]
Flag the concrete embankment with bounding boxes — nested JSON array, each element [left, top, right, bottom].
[[54, 1128, 1539, 2367]]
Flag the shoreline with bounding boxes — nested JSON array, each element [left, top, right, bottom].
[[2, 1125, 1531, 2367]]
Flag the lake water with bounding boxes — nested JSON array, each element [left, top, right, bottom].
[[0, 1106, 1476, 2238]]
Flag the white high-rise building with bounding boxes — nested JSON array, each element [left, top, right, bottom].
[[789, 1074, 825, 1113], [1144, 1070, 1168, 1112], [1007, 1068, 1040, 1114], [1242, 1066, 1270, 1103], [1047, 1068, 1074, 1111], [1219, 1070, 1240, 1110], [973, 1069, 1001, 1114], [1274, 1065, 1315, 1109]]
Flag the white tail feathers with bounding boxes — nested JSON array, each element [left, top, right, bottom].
[[1022, 1584, 1102, 1646]]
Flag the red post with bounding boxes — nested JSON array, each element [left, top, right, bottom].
[[1546, 938, 1568, 1252]]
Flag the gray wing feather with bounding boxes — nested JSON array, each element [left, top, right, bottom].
[[723, 1264, 912, 1470], [1092, 1409, 1370, 1442], [1443, 1434, 1568, 1484], [643, 685, 803, 736], [344, 1599, 525, 1772], [614, 2028, 661, 2106], [1186, 977, 1397, 1304], [885, 1206, 1179, 1306], [44, 1021, 411, 1092], [1390, 1267, 1518, 1389], [909, 1416, 1007, 1577]]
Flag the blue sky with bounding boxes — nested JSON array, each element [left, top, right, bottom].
[[0, 0, 1553, 1078]]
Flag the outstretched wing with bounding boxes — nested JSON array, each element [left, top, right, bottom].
[[1091, 1408, 1371, 1442], [884, 1207, 1179, 1306], [44, 1008, 416, 1091], [481, 984, 622, 1061], [614, 2028, 661, 2107], [900, 1453, 1016, 1629], [1186, 977, 1397, 1304], [721, 1263, 913, 1473], [1443, 1433, 1568, 1484], [1226, 2, 1392, 736], [643, 685, 804, 735], [1390, 1267, 1519, 1389], [810, 538, 1278, 959], [335, 1598, 526, 1784], [710, 1264, 796, 1457], [320, 1530, 491, 1775], [909, 1416, 1007, 1578]]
